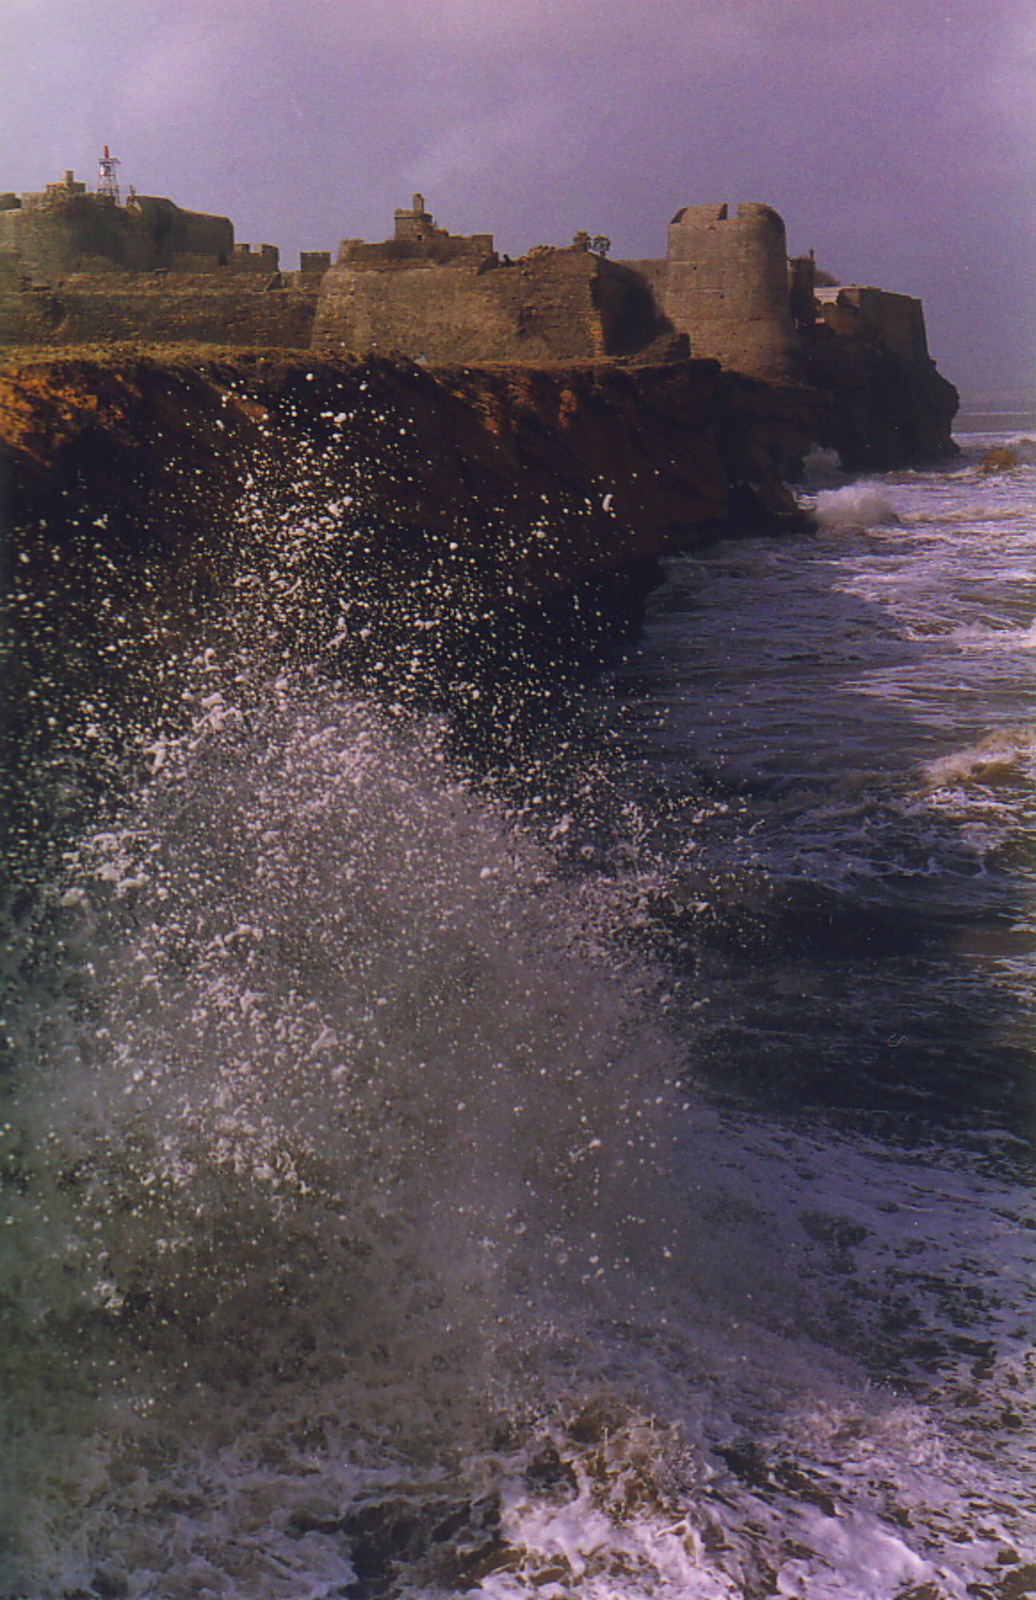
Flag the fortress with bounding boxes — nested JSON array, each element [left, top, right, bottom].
[[0, 161, 947, 410], [0, 165, 323, 349]]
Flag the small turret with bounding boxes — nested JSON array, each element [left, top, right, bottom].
[[394, 193, 442, 245]]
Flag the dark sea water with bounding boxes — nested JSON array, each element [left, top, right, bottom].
[[2, 410, 1034, 1597]]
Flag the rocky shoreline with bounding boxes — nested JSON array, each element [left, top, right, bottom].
[[0, 344, 957, 792]]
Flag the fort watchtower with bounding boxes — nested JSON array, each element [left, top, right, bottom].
[[662, 202, 799, 379], [21, 170, 87, 210], [393, 194, 445, 246], [337, 196, 494, 267]]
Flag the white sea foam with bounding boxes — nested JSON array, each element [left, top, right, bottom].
[[1005, 432, 1036, 464], [813, 486, 901, 529], [952, 617, 1036, 650], [923, 723, 1036, 786]]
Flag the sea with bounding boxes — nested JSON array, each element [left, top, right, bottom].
[[2, 395, 1034, 1598]]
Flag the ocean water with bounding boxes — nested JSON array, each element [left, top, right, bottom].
[[2, 412, 1034, 1598]]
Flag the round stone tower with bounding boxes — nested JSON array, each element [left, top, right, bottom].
[[662, 202, 799, 378]]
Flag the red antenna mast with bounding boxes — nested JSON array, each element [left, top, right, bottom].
[[97, 145, 121, 203]]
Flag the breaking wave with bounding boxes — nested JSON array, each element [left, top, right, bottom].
[[812, 486, 901, 529], [1005, 433, 1036, 464], [4, 413, 1036, 1598], [2, 643, 1034, 1599]]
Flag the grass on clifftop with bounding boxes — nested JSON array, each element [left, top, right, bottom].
[[0, 341, 321, 368]]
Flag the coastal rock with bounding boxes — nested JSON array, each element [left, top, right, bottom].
[[0, 340, 952, 780], [799, 324, 958, 468], [0, 349, 734, 761], [0, 348, 731, 586], [979, 446, 1020, 472]]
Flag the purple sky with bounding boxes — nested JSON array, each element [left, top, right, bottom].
[[4, 0, 1034, 397]]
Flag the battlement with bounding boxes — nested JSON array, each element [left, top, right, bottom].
[[662, 200, 798, 377], [338, 196, 495, 268], [0, 169, 944, 390], [234, 241, 280, 272]]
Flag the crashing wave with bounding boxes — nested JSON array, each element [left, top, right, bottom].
[[812, 486, 901, 529]]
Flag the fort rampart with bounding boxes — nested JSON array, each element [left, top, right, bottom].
[[0, 185, 237, 278], [661, 202, 800, 378], [0, 273, 319, 349], [312, 198, 824, 380], [0, 167, 954, 457], [313, 244, 665, 365], [815, 284, 931, 369]]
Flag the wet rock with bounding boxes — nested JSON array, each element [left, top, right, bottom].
[[311, 1492, 507, 1599], [979, 446, 1021, 472], [523, 1440, 579, 1499], [727, 476, 816, 535]]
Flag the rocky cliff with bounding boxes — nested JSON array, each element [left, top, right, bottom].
[[0, 350, 751, 787], [798, 322, 959, 468], [0, 347, 735, 602], [0, 343, 959, 861]]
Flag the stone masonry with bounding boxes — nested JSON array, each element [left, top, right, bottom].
[[0, 167, 944, 398], [661, 202, 801, 378], [314, 198, 813, 377]]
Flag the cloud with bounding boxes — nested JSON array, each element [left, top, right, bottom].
[[405, 101, 563, 193], [119, 15, 239, 125]]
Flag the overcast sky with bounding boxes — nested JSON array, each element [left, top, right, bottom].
[[4, 0, 1034, 396]]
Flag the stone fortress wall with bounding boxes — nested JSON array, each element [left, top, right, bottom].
[[0, 166, 311, 348], [0, 170, 237, 277], [312, 196, 667, 364], [312, 194, 935, 388], [814, 283, 931, 369], [0, 165, 938, 395]]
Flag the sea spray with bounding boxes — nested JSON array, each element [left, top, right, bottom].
[[3, 644, 1033, 1597], [812, 485, 900, 529], [3, 427, 1036, 1596], [1, 655, 691, 1594]]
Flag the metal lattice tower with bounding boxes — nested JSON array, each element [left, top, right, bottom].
[[97, 145, 121, 204]]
